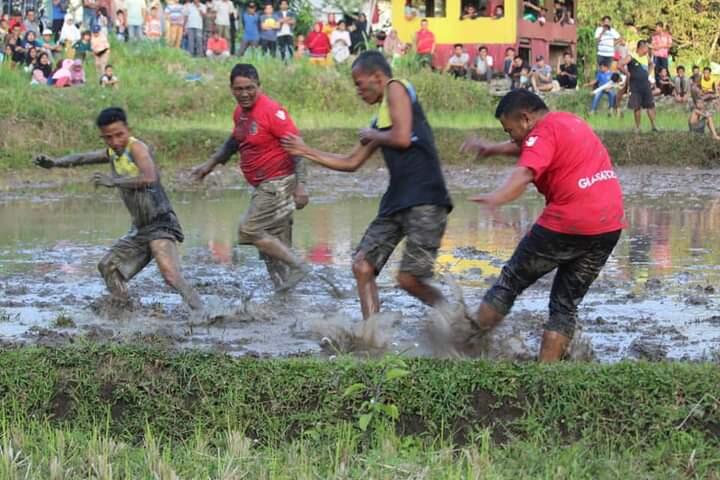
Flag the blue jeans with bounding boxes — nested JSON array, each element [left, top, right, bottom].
[[186, 28, 203, 57], [128, 24, 143, 40], [591, 90, 616, 112]]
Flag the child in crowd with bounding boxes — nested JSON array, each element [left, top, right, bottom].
[[31, 68, 48, 84], [145, 6, 162, 41], [519, 66, 531, 89], [70, 58, 86, 85], [589, 71, 623, 115], [91, 24, 110, 77], [51, 58, 73, 87], [165, 0, 184, 48], [100, 64, 119, 88], [654, 67, 674, 97], [73, 30, 92, 61], [115, 9, 128, 42], [294, 34, 307, 59], [689, 99, 720, 140]]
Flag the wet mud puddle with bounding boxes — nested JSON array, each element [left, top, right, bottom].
[[1, 166, 720, 362]]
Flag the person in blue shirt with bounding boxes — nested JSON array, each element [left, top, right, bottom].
[[587, 63, 617, 114], [258, 2, 278, 57], [238, 1, 260, 57], [51, 0, 68, 41]]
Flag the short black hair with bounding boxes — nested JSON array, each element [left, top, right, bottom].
[[105, 64, 113, 69], [351, 50, 392, 77], [704, 67, 712, 73], [96, 107, 127, 128], [637, 40, 647, 49], [478, 45, 487, 52], [453, 43, 463, 49], [494, 90, 548, 119], [677, 65, 685, 72], [692, 65, 700, 70], [656, 21, 663, 26], [505, 47, 515, 53], [230, 63, 260, 84], [602, 15, 611, 21], [611, 72, 621, 82]]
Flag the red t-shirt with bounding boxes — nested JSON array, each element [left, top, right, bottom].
[[416, 29, 435, 54], [207, 36, 228, 53], [517, 112, 625, 235], [232, 94, 298, 187]]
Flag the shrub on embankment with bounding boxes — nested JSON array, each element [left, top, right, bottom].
[[1, 346, 718, 447]]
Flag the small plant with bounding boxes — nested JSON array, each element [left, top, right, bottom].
[[51, 313, 76, 329], [0, 310, 18, 323], [342, 356, 410, 432]]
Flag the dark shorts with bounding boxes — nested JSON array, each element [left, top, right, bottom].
[[483, 224, 621, 338], [628, 85, 655, 110], [238, 175, 296, 245], [102, 212, 184, 281], [356, 204, 448, 278]]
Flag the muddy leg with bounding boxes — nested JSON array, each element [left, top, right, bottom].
[[538, 330, 571, 362], [149, 239, 203, 310], [353, 255, 380, 320], [260, 219, 293, 288], [98, 256, 130, 300], [396, 272, 446, 307], [472, 301, 506, 332]]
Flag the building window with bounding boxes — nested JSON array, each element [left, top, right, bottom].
[[411, 0, 446, 18]]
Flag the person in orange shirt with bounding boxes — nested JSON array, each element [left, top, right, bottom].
[[205, 29, 229, 58]]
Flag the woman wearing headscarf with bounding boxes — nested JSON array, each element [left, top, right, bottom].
[[71, 58, 86, 84], [52, 58, 74, 87], [34, 52, 53, 80], [306, 21, 330, 66], [59, 13, 81, 47]]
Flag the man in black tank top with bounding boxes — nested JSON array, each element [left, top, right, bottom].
[[282, 51, 453, 320], [33, 108, 203, 311], [618, 40, 658, 134]]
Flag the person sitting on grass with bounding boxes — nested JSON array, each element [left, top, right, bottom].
[[674, 65, 689, 104], [70, 58, 85, 85], [34, 51, 53, 81], [34, 107, 204, 310], [23, 46, 38, 72], [73, 30, 91, 61], [530, 55, 556, 93], [700, 67, 718, 101], [38, 29, 62, 61], [689, 99, 720, 140], [590, 72, 622, 115], [445, 43, 469, 79], [206, 29, 230, 59], [654, 67, 674, 97], [100, 64, 119, 87]]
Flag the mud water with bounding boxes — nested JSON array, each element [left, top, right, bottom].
[[1, 165, 720, 361]]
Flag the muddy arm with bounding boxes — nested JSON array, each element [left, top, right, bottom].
[[36, 149, 109, 168], [210, 136, 239, 167], [293, 156, 307, 185]]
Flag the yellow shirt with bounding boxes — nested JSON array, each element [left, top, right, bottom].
[[701, 76, 716, 94], [108, 137, 140, 177]]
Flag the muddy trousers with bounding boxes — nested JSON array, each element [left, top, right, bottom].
[[259, 218, 293, 288], [483, 224, 621, 338]]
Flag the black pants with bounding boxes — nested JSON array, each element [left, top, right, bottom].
[[52, 19, 64, 42], [260, 39, 276, 57], [277, 35, 293, 61], [558, 76, 577, 89], [483, 224, 621, 338]]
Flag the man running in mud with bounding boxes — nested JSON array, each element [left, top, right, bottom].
[[460, 90, 625, 361], [281, 50, 453, 319], [191, 63, 310, 292], [33, 107, 203, 310]]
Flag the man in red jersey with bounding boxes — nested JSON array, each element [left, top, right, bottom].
[[192, 63, 310, 292], [460, 89, 625, 361]]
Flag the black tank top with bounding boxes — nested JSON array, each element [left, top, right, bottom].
[[627, 55, 649, 92], [372, 79, 453, 217]]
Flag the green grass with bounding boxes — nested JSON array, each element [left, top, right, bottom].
[[0, 40, 709, 173], [0, 345, 718, 478]]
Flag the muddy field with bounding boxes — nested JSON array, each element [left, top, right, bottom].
[[1, 165, 720, 361]]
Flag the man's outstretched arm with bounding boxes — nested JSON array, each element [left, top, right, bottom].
[[191, 135, 238, 181], [281, 135, 379, 172], [33, 149, 109, 169]]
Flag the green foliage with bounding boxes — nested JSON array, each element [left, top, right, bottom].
[[290, 0, 315, 36]]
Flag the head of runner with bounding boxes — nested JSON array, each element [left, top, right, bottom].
[[494, 88, 549, 145], [97, 107, 131, 155], [230, 63, 261, 110], [351, 50, 392, 106]]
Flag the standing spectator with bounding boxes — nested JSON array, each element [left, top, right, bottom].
[[674, 65, 689, 104], [594, 16, 620, 67], [556, 51, 577, 89], [100, 63, 119, 87], [689, 99, 720, 140], [205, 28, 228, 58], [72, 29, 91, 60], [145, 5, 162, 40], [275, 0, 294, 61], [237, 2, 259, 57], [70, 58, 85, 84], [93, 7, 110, 34], [323, 12, 337, 35], [471, 45, 493, 82], [23, 9, 40, 35], [619, 40, 658, 134], [202, 2, 217, 51], [83, 0, 97, 29], [51, 0, 68, 41], [294, 33, 306, 58], [125, 0, 146, 40], [445, 43, 468, 78], [414, 18, 434, 69], [651, 22, 672, 73], [164, 0, 184, 48], [503, 47, 515, 80], [349, 12, 367, 54], [212, 0, 235, 45], [115, 9, 128, 41], [330, 19, 350, 64], [655, 67, 674, 97], [306, 21, 330, 65], [530, 55, 555, 93], [90, 23, 109, 76], [259, 3, 278, 57], [183, 0, 205, 57]]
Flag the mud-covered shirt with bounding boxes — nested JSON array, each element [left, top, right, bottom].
[[232, 94, 298, 187], [108, 137, 174, 228], [372, 79, 452, 216], [518, 112, 625, 235]]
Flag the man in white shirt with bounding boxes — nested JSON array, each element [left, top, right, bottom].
[[125, 0, 146, 40], [276, 0, 295, 61], [183, 0, 206, 56], [212, 0, 235, 44], [445, 43, 469, 79], [471, 45, 493, 82], [594, 15, 621, 67]]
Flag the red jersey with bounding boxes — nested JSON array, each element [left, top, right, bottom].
[[517, 112, 625, 235], [232, 94, 298, 187], [415, 29, 435, 54]]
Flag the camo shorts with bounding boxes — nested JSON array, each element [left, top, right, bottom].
[[238, 175, 296, 244], [356, 204, 449, 278]]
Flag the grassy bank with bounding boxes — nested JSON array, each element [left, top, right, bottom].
[[0, 346, 718, 477], [1, 42, 709, 173]]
